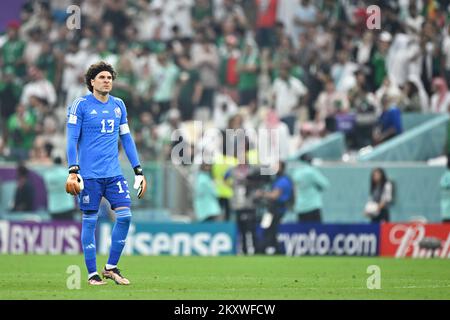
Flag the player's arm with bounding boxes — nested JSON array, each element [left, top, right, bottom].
[[120, 125, 147, 199], [65, 100, 84, 195], [118, 101, 147, 199]]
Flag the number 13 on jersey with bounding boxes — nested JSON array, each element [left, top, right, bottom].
[[101, 119, 114, 133]]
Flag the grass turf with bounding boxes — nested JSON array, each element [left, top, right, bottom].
[[0, 255, 449, 300]]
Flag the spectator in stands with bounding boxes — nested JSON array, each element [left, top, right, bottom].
[[418, 30, 437, 96], [443, 23, 450, 87], [405, 2, 425, 35], [291, 153, 329, 223], [150, 48, 180, 123], [20, 65, 57, 108], [28, 136, 53, 166], [430, 77, 450, 113], [157, 108, 189, 161], [191, 0, 214, 32], [112, 55, 137, 114], [293, 0, 319, 42], [269, 34, 292, 79], [214, 0, 248, 30], [294, 32, 316, 72], [174, 54, 203, 121], [373, 77, 402, 113], [370, 31, 391, 90], [348, 68, 375, 114], [132, 111, 161, 162], [272, 63, 308, 135], [102, 0, 131, 41], [364, 168, 393, 223], [237, 38, 260, 107], [35, 41, 58, 86], [255, 0, 278, 49], [191, 34, 220, 118], [219, 34, 241, 103], [355, 31, 375, 67], [1, 21, 26, 77], [440, 154, 450, 223], [7, 104, 36, 161], [29, 95, 50, 133], [11, 163, 34, 212], [212, 91, 238, 130], [315, 77, 349, 134], [372, 95, 403, 146], [194, 163, 222, 222], [330, 49, 357, 93], [0, 66, 23, 139], [398, 80, 428, 113], [258, 108, 290, 161], [346, 68, 378, 148], [38, 114, 65, 161], [23, 27, 44, 66]]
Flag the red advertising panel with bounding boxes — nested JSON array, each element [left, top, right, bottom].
[[380, 223, 450, 258]]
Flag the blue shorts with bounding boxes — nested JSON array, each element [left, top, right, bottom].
[[78, 175, 132, 211]]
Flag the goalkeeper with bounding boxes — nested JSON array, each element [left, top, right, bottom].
[[65, 61, 147, 285]]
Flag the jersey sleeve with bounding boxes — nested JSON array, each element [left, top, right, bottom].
[[115, 97, 141, 168], [115, 97, 130, 135], [66, 97, 85, 167]]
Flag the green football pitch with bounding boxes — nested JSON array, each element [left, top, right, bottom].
[[0, 255, 449, 300]]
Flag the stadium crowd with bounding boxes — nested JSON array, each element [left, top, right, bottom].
[[0, 0, 450, 166]]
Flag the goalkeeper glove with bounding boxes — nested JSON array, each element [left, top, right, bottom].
[[133, 165, 147, 199], [65, 165, 84, 196]]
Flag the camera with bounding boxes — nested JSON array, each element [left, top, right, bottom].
[[246, 166, 273, 207], [246, 166, 273, 184]]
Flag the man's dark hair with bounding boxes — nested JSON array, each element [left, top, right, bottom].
[[84, 61, 116, 92], [17, 163, 29, 178], [278, 161, 286, 175], [299, 153, 313, 164]]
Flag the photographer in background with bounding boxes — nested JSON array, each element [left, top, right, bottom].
[[228, 139, 262, 255], [255, 161, 294, 255]]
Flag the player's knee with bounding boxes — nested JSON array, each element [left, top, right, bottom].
[[116, 214, 131, 225], [82, 211, 98, 229], [115, 207, 132, 225]]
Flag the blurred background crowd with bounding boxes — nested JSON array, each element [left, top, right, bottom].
[[1, 0, 450, 227], [1, 0, 450, 166]]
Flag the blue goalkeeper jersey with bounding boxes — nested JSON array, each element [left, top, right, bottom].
[[67, 93, 130, 179]]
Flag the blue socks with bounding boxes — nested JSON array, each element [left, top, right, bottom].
[[81, 208, 132, 276], [107, 208, 132, 267], [81, 211, 98, 275]]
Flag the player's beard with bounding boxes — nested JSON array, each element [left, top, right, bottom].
[[95, 87, 111, 96]]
